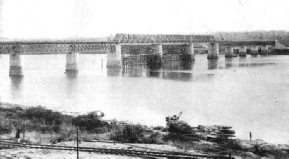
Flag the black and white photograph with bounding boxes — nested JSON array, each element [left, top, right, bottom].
[[0, 0, 289, 158]]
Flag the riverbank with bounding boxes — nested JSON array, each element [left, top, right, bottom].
[[0, 102, 289, 158]]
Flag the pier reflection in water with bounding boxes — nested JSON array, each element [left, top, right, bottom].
[[208, 59, 218, 70], [225, 58, 234, 68], [238, 56, 247, 67], [120, 57, 193, 82], [10, 76, 23, 100], [65, 71, 78, 79]]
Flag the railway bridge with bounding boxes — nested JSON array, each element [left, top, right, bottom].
[[0, 33, 277, 76]]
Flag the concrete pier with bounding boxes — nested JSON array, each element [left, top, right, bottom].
[[251, 46, 258, 55], [225, 46, 234, 58], [158, 44, 163, 56], [187, 43, 195, 61], [9, 53, 23, 76], [107, 44, 122, 68], [260, 45, 268, 55], [239, 46, 247, 57], [207, 43, 219, 59], [65, 52, 79, 73], [151, 44, 163, 56]]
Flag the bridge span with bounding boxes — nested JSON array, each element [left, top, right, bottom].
[[0, 33, 277, 76]]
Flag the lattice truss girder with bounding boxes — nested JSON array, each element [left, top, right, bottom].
[[122, 45, 152, 51], [0, 44, 115, 54], [114, 34, 215, 44]]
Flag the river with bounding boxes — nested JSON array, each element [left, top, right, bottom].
[[0, 54, 288, 144]]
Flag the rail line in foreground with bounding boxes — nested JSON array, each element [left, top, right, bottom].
[[0, 140, 228, 159]]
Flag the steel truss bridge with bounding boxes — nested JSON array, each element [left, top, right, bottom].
[[0, 33, 275, 54]]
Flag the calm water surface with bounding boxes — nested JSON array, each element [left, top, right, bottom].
[[0, 54, 289, 144]]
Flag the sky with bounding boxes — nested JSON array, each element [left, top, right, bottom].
[[1, 0, 289, 39]]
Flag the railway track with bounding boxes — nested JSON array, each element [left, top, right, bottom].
[[0, 140, 227, 159]]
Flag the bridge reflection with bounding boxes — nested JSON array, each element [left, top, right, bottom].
[[10, 76, 23, 100], [118, 59, 194, 82], [208, 59, 218, 70], [107, 67, 122, 76], [225, 58, 234, 68], [65, 70, 78, 79]]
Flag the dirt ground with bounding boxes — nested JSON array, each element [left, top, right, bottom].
[[0, 141, 187, 159], [0, 148, 142, 159]]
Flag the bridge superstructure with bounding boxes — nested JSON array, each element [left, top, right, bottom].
[[114, 33, 215, 44], [0, 41, 115, 54], [0, 33, 277, 76], [109, 33, 218, 67]]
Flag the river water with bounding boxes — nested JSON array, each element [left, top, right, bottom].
[[0, 54, 288, 144]]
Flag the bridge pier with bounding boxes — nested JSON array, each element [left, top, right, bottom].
[[187, 43, 195, 61], [239, 46, 247, 57], [152, 44, 163, 56], [107, 44, 122, 68], [225, 46, 234, 58], [260, 45, 268, 55], [251, 46, 258, 55], [207, 43, 219, 59], [65, 52, 79, 73], [9, 53, 23, 76]]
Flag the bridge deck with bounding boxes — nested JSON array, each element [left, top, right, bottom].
[[218, 40, 275, 46], [114, 33, 216, 44]]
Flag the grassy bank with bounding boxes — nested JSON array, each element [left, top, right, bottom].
[[0, 102, 163, 145]]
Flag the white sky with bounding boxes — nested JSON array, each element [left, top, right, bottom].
[[1, 0, 289, 39]]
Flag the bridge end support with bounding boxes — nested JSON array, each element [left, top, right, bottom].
[[9, 53, 23, 76], [65, 52, 79, 74], [107, 44, 122, 68], [207, 43, 219, 59]]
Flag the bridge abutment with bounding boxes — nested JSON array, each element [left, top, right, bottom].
[[65, 52, 79, 73], [187, 43, 195, 61], [107, 44, 122, 68], [9, 53, 23, 76], [260, 45, 268, 55], [225, 46, 234, 58], [239, 46, 247, 57], [207, 43, 219, 59]]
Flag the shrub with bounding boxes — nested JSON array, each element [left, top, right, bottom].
[[72, 115, 109, 133], [146, 132, 164, 144], [153, 126, 165, 131], [111, 123, 147, 143], [25, 106, 62, 126], [163, 133, 200, 142], [167, 121, 192, 134]]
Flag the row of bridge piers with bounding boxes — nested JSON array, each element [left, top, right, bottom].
[[224, 45, 270, 57], [8, 43, 270, 76]]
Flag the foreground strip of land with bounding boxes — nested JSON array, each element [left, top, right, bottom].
[[0, 139, 225, 159]]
